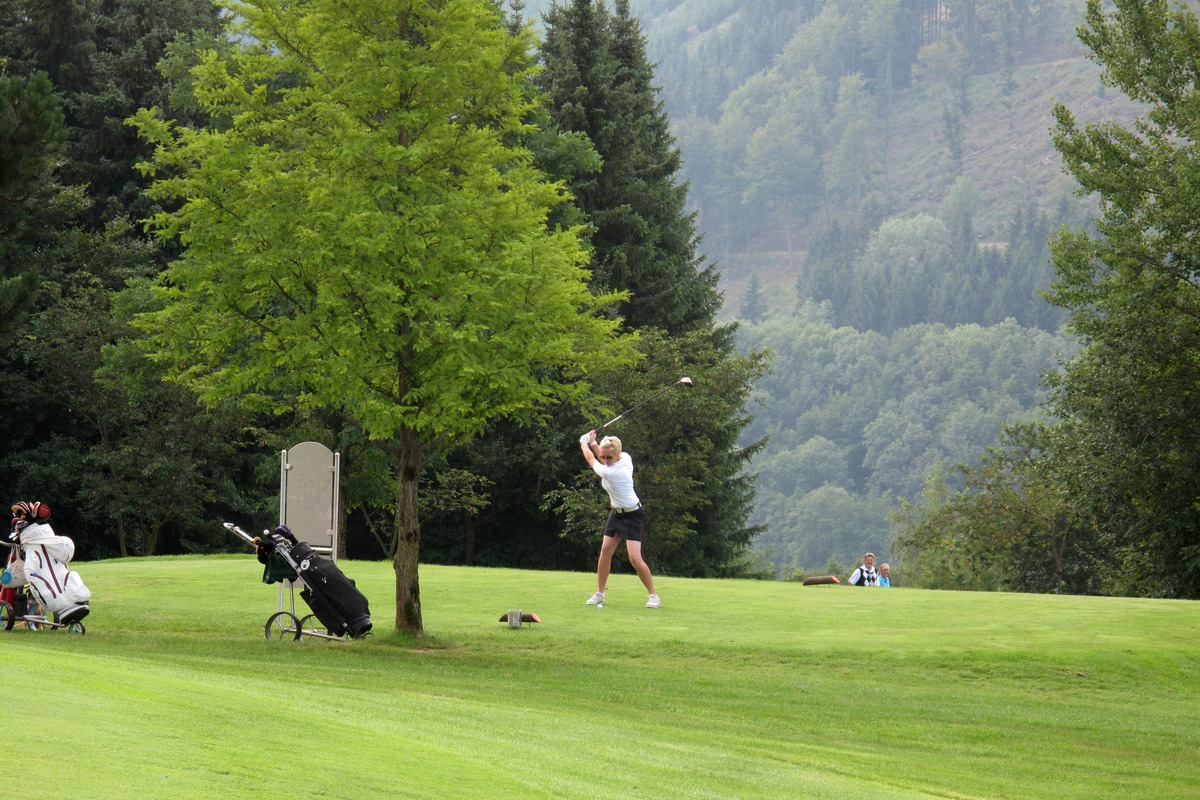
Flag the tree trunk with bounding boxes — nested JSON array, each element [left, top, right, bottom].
[[393, 426, 423, 636], [140, 520, 161, 557], [463, 508, 476, 566], [117, 515, 129, 558]]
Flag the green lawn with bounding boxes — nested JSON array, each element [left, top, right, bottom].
[[8, 556, 1197, 799]]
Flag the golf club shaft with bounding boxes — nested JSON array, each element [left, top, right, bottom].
[[595, 378, 692, 432], [599, 385, 675, 430]]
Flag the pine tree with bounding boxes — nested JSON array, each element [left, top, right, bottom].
[[7, 0, 225, 230], [740, 274, 767, 323], [537, 0, 720, 335]]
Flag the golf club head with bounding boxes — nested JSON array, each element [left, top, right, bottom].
[[679, 377, 693, 386]]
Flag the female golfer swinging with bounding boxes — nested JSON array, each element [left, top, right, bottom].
[[579, 430, 660, 608]]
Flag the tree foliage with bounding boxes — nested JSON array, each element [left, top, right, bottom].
[[0, 72, 65, 332], [893, 422, 1112, 594], [0, 0, 251, 561], [545, 328, 769, 578], [130, 0, 637, 634], [741, 303, 1071, 572], [411, 0, 770, 583], [1040, 0, 1200, 597], [536, 0, 721, 335]]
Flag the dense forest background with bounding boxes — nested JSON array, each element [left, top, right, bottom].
[[6, 0, 1191, 595], [0, 0, 766, 586]]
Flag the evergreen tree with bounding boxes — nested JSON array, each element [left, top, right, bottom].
[[420, 0, 769, 582], [7, 0, 224, 230], [532, 0, 765, 576], [740, 273, 768, 323], [0, 72, 65, 332], [537, 0, 720, 335]]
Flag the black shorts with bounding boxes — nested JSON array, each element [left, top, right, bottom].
[[604, 507, 646, 543]]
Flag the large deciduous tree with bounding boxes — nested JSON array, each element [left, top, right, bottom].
[[1046, 0, 1200, 598], [130, 0, 636, 634]]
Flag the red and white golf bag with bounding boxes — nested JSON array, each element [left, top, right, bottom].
[[15, 522, 90, 622]]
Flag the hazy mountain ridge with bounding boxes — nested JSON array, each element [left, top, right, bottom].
[[517, 0, 1140, 323], [716, 53, 1135, 319]]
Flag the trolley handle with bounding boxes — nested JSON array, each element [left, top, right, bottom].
[[223, 522, 297, 552], [223, 522, 260, 547]]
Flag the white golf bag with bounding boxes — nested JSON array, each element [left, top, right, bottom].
[[13, 522, 90, 619]]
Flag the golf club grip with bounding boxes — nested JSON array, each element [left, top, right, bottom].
[[223, 522, 259, 546]]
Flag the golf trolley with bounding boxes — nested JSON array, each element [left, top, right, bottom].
[[226, 522, 371, 642], [0, 543, 86, 635], [228, 441, 372, 643]]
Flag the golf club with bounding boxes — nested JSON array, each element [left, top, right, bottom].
[[592, 377, 693, 433]]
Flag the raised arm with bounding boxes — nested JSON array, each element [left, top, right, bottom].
[[579, 430, 599, 467]]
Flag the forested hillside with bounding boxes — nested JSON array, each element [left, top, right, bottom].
[[519, 0, 1138, 323], [739, 305, 1073, 571]]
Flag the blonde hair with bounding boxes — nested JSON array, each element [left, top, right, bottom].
[[598, 435, 622, 456]]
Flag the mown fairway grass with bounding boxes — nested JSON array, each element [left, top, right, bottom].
[[7, 556, 1197, 799]]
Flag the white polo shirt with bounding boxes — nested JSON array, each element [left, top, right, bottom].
[[592, 453, 640, 510]]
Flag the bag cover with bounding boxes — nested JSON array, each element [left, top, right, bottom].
[[291, 542, 371, 638], [18, 523, 90, 615]]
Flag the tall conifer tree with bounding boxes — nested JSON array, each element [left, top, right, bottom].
[[421, 0, 767, 579], [537, 0, 720, 334]]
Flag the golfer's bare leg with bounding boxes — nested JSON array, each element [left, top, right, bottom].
[[625, 540, 656, 595], [596, 534, 619, 592]]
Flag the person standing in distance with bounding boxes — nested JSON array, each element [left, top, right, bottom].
[[878, 563, 891, 587], [848, 553, 879, 586], [579, 430, 660, 608]]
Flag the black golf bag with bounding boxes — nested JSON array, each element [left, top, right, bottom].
[[258, 529, 372, 639], [291, 541, 372, 639]]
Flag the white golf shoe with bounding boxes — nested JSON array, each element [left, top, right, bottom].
[[586, 591, 605, 606], [646, 594, 661, 608]]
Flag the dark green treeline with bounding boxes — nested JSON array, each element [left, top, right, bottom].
[[1, 0, 766, 577]]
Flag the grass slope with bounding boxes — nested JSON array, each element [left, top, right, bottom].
[[10, 556, 1197, 799]]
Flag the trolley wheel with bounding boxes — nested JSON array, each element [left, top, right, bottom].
[[265, 611, 301, 642], [66, 622, 85, 634], [299, 614, 329, 637], [0, 601, 12, 631]]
